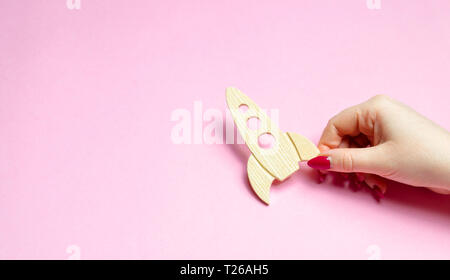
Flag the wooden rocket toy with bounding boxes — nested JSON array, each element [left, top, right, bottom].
[[226, 87, 320, 205]]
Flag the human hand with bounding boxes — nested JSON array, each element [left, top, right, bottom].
[[307, 95, 450, 194]]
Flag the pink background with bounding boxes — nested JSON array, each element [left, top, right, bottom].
[[1, 0, 450, 259]]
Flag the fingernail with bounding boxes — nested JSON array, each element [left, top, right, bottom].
[[353, 179, 363, 191], [377, 184, 387, 194], [318, 144, 330, 153], [356, 173, 365, 182], [307, 156, 331, 170], [373, 186, 385, 200], [369, 183, 387, 195]]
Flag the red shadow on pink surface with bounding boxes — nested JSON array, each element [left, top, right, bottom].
[[310, 171, 450, 219]]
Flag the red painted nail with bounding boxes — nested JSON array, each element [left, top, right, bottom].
[[372, 186, 384, 202], [356, 173, 365, 182], [307, 156, 331, 170]]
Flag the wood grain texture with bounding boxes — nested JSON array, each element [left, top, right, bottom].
[[226, 87, 299, 181], [226, 87, 319, 205], [247, 154, 274, 205], [287, 132, 320, 161]]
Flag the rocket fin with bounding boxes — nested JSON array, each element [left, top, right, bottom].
[[286, 132, 320, 161], [247, 154, 274, 205]]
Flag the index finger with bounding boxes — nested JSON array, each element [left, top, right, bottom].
[[318, 103, 374, 152]]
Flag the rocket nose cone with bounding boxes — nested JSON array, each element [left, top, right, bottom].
[[226, 86, 237, 99], [226, 87, 239, 108]]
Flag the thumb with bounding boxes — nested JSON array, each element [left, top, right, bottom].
[[307, 146, 388, 174]]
